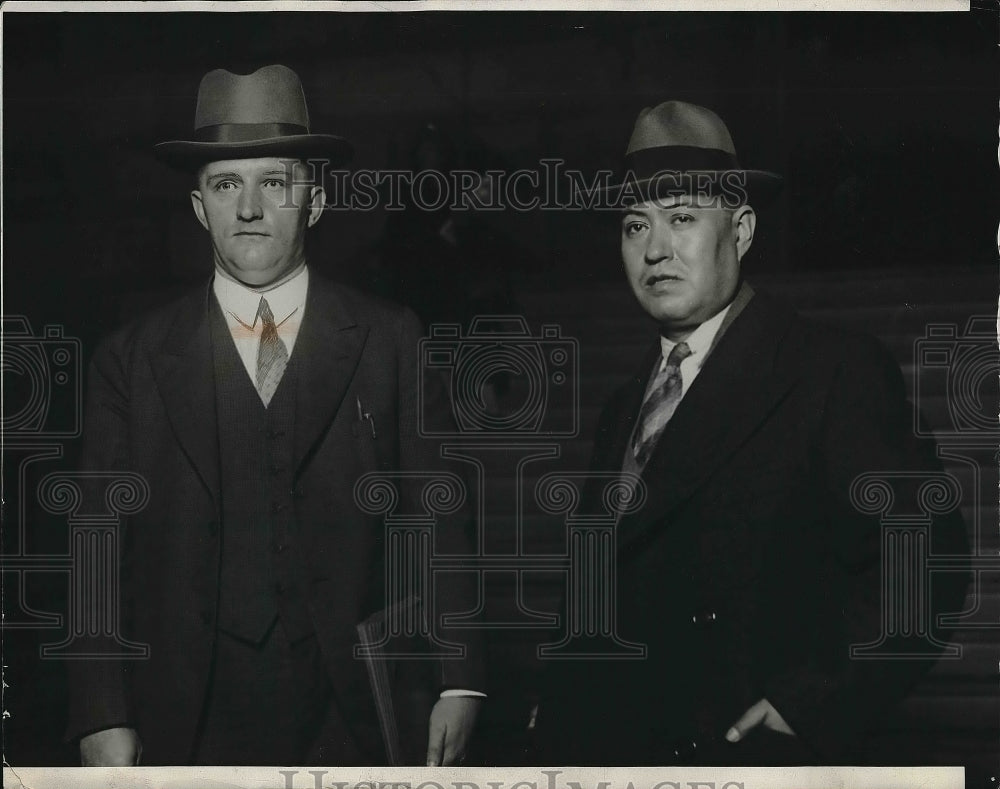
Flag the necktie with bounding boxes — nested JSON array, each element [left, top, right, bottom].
[[631, 341, 692, 467], [255, 297, 289, 407]]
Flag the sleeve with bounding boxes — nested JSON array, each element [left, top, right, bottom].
[[63, 334, 136, 743], [763, 334, 971, 758]]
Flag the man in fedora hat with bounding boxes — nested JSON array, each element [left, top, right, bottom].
[[66, 64, 484, 766], [539, 101, 968, 765]]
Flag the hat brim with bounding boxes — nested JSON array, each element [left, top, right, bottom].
[[154, 134, 354, 171], [582, 169, 783, 209]]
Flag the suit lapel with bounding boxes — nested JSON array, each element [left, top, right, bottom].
[[292, 274, 369, 474], [600, 343, 661, 474], [150, 282, 221, 510], [617, 288, 800, 552]]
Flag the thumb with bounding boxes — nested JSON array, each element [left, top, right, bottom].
[[426, 713, 446, 767], [725, 699, 768, 743]]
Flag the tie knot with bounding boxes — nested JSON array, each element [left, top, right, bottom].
[[257, 297, 276, 326], [666, 341, 692, 367]]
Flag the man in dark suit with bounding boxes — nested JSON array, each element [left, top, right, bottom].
[[67, 65, 484, 767], [540, 101, 969, 765]]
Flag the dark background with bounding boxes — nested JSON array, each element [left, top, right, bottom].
[[2, 7, 997, 777]]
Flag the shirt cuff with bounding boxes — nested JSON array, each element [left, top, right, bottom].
[[439, 689, 487, 699]]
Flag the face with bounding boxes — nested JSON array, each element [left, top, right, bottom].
[[620, 196, 756, 340], [191, 158, 325, 288]]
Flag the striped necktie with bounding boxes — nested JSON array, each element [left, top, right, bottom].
[[255, 297, 289, 407], [631, 341, 692, 468]]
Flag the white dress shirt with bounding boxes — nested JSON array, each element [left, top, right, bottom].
[[648, 301, 734, 401], [212, 265, 309, 385]]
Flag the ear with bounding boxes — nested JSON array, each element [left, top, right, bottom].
[[306, 185, 326, 228], [190, 189, 210, 232], [732, 205, 756, 261]]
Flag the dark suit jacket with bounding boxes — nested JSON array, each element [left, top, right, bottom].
[[542, 286, 969, 765], [65, 272, 484, 763]]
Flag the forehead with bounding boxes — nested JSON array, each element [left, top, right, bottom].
[[622, 195, 726, 214]]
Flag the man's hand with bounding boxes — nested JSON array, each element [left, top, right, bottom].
[[80, 726, 141, 766], [426, 696, 483, 766], [725, 698, 795, 743]]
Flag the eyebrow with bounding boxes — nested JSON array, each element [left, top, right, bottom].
[[205, 168, 292, 179], [621, 200, 697, 216], [621, 208, 650, 219], [205, 172, 241, 182]]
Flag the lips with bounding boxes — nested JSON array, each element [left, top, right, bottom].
[[646, 273, 682, 286]]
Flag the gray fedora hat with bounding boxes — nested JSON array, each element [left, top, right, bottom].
[[603, 100, 782, 206], [154, 64, 353, 170]]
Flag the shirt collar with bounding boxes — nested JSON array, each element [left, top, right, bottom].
[[659, 301, 733, 369], [212, 265, 309, 330]]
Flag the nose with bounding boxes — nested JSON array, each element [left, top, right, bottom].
[[644, 223, 673, 264], [236, 186, 264, 221]]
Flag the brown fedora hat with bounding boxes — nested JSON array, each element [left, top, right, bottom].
[[154, 64, 353, 170], [602, 100, 782, 207]]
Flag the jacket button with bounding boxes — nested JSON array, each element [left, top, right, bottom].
[[671, 739, 698, 762]]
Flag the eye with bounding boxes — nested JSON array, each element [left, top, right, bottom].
[[622, 220, 648, 238]]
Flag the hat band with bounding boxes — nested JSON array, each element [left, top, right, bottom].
[[623, 145, 740, 178], [193, 123, 309, 143]]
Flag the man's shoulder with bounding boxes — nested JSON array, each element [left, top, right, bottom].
[[309, 272, 422, 335], [96, 279, 210, 357], [749, 286, 899, 377]]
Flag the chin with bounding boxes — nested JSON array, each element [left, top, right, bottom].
[[233, 257, 278, 273], [642, 297, 690, 323], [225, 268, 278, 288]]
